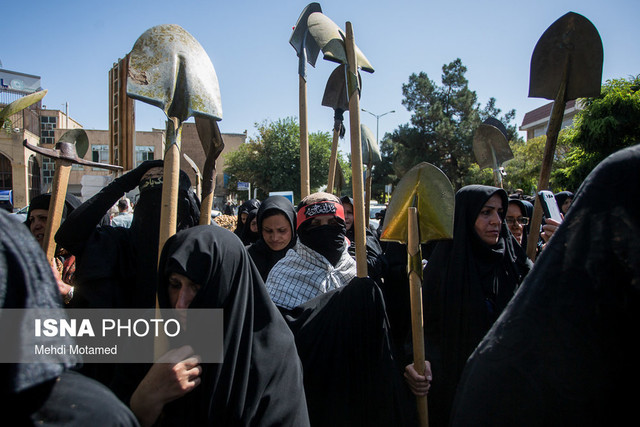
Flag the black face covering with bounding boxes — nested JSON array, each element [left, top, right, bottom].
[[299, 224, 346, 266]]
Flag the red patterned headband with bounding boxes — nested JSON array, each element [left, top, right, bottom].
[[296, 201, 345, 229]]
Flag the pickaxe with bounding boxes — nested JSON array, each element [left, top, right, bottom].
[[182, 153, 202, 200], [525, 12, 603, 260], [194, 116, 225, 225], [380, 162, 455, 427], [290, 3, 322, 199], [24, 129, 122, 263]]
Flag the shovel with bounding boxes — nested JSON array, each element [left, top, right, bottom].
[[307, 13, 374, 276], [24, 130, 122, 262], [380, 162, 455, 427], [1, 89, 48, 129], [361, 123, 381, 225], [194, 116, 225, 225], [290, 3, 322, 199], [472, 117, 513, 188], [126, 24, 222, 261], [182, 153, 202, 201], [525, 12, 602, 260], [322, 64, 361, 194]]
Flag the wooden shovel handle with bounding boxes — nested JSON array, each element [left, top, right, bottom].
[[299, 75, 310, 199], [408, 207, 429, 427], [327, 127, 340, 194], [345, 22, 367, 278], [43, 160, 72, 263]]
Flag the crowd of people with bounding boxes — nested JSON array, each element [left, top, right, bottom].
[[2, 143, 638, 426]]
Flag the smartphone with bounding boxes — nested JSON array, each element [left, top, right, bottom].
[[537, 190, 563, 223]]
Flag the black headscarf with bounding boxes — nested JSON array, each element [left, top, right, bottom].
[[24, 192, 82, 229], [554, 190, 574, 213], [508, 198, 533, 249], [240, 208, 259, 246], [247, 195, 297, 281], [0, 210, 139, 425], [451, 144, 640, 427], [234, 198, 260, 238], [422, 185, 532, 425], [157, 226, 309, 426]]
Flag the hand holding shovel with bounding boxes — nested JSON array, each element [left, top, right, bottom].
[[380, 162, 455, 427]]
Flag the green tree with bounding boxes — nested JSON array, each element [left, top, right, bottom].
[[223, 117, 339, 202], [386, 59, 518, 190], [554, 75, 640, 190]]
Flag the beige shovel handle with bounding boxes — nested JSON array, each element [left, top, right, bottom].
[[408, 207, 429, 427], [299, 75, 311, 199], [345, 22, 367, 277], [43, 160, 72, 263], [327, 127, 340, 194]]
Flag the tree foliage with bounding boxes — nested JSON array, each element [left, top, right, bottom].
[[223, 117, 339, 202], [381, 59, 518, 190]]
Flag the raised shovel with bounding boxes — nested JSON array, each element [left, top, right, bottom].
[[307, 12, 374, 276], [321, 64, 362, 194], [380, 162, 455, 427], [361, 123, 381, 225], [290, 3, 322, 199], [194, 116, 225, 225], [24, 129, 122, 263], [472, 117, 513, 188], [525, 12, 603, 260], [126, 24, 222, 261]]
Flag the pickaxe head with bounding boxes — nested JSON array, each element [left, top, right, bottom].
[[380, 162, 454, 244], [23, 129, 122, 171]]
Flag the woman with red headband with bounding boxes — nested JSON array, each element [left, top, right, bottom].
[[265, 192, 416, 427]]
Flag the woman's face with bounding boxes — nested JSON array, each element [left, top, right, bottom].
[[261, 213, 292, 251], [240, 212, 248, 224], [474, 193, 504, 246], [249, 218, 258, 233], [343, 203, 354, 231], [561, 197, 572, 214], [506, 203, 524, 245], [168, 272, 202, 310]]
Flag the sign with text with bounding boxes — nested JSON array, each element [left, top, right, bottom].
[[237, 181, 250, 190]]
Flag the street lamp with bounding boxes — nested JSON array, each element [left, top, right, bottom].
[[361, 108, 395, 145]]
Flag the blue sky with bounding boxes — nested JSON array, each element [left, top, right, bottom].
[[3, 0, 638, 155]]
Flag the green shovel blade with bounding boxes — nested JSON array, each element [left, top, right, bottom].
[[380, 162, 454, 244]]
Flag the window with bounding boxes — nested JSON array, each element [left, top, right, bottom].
[[135, 146, 155, 167], [92, 145, 109, 170], [40, 116, 57, 144]]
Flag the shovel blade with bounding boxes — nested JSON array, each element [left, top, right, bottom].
[[0, 89, 47, 122], [529, 12, 603, 100], [473, 122, 513, 170], [361, 123, 381, 165], [307, 12, 374, 73], [380, 162, 454, 244], [127, 24, 222, 122], [290, 3, 323, 70]]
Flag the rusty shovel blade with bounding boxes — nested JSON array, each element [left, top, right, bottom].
[[127, 24, 222, 124], [529, 12, 603, 100], [380, 162, 454, 244]]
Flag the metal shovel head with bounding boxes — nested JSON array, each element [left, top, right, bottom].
[[290, 3, 323, 70], [473, 123, 513, 170], [307, 12, 374, 73], [127, 24, 222, 122], [361, 123, 381, 165], [529, 12, 603, 100], [380, 162, 454, 244], [0, 89, 47, 122], [321, 64, 362, 111], [58, 128, 89, 159]]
